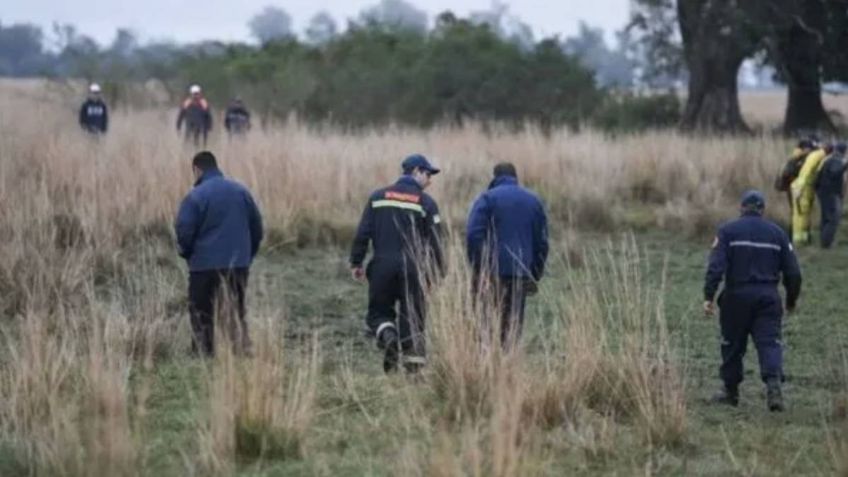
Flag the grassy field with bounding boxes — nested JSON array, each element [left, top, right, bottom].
[[2, 82, 848, 475]]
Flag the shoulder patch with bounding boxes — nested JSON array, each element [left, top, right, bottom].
[[384, 191, 421, 203]]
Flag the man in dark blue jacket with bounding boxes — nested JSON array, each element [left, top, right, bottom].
[[79, 83, 108, 135], [466, 162, 548, 348], [350, 154, 444, 372], [704, 190, 802, 412], [175, 151, 263, 356]]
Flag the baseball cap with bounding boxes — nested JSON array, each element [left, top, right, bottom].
[[740, 190, 765, 209], [401, 154, 440, 175], [189, 84, 202, 94], [89, 83, 101, 93]]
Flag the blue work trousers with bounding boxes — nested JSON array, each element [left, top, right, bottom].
[[718, 286, 783, 387]]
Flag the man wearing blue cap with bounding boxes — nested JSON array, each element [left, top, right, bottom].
[[815, 142, 848, 248], [703, 190, 802, 411], [350, 154, 444, 372]]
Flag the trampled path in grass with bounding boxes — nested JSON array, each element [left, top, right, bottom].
[[136, 232, 848, 476]]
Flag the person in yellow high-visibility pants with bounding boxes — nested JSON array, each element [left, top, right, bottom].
[[790, 143, 832, 244]]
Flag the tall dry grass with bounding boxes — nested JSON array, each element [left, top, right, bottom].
[[411, 236, 685, 476], [193, 315, 320, 474], [0, 82, 789, 474]]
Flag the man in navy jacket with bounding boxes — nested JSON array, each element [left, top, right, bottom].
[[704, 190, 802, 411], [466, 162, 548, 348], [175, 151, 263, 356], [350, 154, 444, 372], [79, 83, 108, 135]]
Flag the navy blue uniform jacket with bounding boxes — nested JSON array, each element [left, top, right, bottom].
[[175, 169, 263, 271], [350, 176, 443, 271], [79, 99, 108, 133], [704, 212, 802, 306], [466, 176, 549, 279]]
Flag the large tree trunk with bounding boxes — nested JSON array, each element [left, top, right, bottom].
[[777, 1, 835, 135], [677, 0, 753, 133]]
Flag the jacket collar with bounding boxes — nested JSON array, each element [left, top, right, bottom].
[[741, 210, 763, 218], [396, 175, 423, 191], [195, 168, 223, 187], [488, 175, 518, 190]]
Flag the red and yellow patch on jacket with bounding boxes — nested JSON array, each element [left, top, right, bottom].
[[384, 191, 421, 203]]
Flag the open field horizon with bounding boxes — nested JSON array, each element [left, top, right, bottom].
[[2, 80, 848, 475]]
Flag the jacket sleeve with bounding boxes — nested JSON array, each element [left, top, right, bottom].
[[531, 201, 549, 281], [176, 108, 185, 130], [704, 228, 729, 301], [205, 109, 213, 131], [245, 191, 264, 258], [424, 198, 445, 275], [175, 194, 201, 260], [350, 196, 374, 267], [102, 104, 108, 132], [224, 111, 232, 131], [780, 235, 802, 308], [466, 194, 491, 274]]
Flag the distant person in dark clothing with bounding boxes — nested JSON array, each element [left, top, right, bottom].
[[466, 162, 549, 348], [816, 142, 848, 248], [79, 83, 108, 135], [177, 85, 212, 146], [224, 98, 251, 137], [175, 151, 264, 356]]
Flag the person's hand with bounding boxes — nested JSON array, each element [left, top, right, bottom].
[[786, 303, 797, 315], [351, 266, 365, 282], [703, 300, 715, 317], [524, 280, 539, 296]]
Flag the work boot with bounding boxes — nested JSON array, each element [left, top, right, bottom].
[[710, 385, 739, 407], [766, 379, 784, 412], [378, 328, 400, 373], [402, 355, 427, 374]]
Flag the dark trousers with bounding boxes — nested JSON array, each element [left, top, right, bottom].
[[185, 127, 208, 147], [817, 190, 843, 248], [188, 268, 250, 356], [718, 287, 783, 387], [495, 277, 528, 348], [473, 274, 529, 348], [366, 258, 425, 356]]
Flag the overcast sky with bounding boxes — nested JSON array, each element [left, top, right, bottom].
[[4, 0, 631, 46]]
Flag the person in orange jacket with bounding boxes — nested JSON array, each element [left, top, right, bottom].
[[177, 84, 212, 146]]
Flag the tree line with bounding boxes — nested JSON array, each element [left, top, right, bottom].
[[6, 0, 845, 134]]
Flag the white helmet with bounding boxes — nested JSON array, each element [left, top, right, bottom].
[[89, 83, 101, 93], [189, 84, 202, 94]]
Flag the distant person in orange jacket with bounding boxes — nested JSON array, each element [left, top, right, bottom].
[[177, 85, 212, 146]]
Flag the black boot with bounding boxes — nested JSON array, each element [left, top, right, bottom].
[[378, 328, 400, 373], [402, 355, 426, 374], [710, 384, 739, 406], [766, 379, 784, 412]]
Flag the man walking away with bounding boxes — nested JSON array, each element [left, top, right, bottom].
[[466, 163, 549, 348], [79, 83, 108, 135], [775, 139, 814, 212], [175, 151, 263, 356], [704, 190, 802, 412], [177, 85, 213, 147], [350, 154, 444, 373], [224, 98, 252, 137], [816, 142, 848, 249]]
